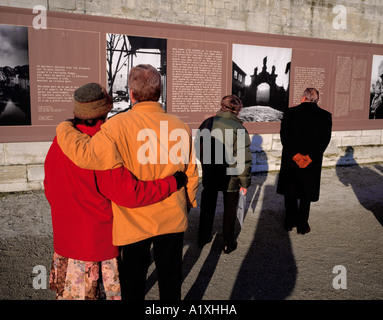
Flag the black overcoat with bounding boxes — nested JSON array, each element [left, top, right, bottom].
[[277, 102, 332, 202]]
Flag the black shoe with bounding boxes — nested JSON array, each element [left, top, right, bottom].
[[198, 236, 212, 248], [284, 221, 296, 231], [223, 241, 237, 254], [297, 225, 311, 235]]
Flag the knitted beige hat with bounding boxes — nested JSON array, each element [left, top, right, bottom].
[[73, 83, 113, 120]]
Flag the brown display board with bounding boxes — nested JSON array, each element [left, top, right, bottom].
[[0, 6, 383, 142]]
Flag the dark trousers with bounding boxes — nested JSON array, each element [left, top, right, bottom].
[[198, 187, 239, 245], [119, 232, 184, 300], [284, 194, 311, 231]]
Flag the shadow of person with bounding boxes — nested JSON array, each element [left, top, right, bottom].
[[182, 135, 267, 300], [248, 135, 268, 213], [234, 134, 268, 241], [183, 182, 259, 300], [375, 163, 383, 174], [230, 183, 297, 300], [144, 186, 210, 298], [336, 146, 383, 226], [183, 233, 223, 300]]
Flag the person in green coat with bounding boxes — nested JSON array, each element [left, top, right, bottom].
[[196, 95, 252, 254]]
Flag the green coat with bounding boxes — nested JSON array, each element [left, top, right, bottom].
[[197, 110, 252, 192]]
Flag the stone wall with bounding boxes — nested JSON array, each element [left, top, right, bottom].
[[250, 129, 383, 174], [0, 142, 50, 192], [0, 0, 383, 192], [1, 129, 383, 192], [1, 0, 383, 44]]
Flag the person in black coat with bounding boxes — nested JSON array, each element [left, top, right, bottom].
[[277, 88, 332, 234]]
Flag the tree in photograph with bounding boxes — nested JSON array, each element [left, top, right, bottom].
[[106, 34, 130, 96]]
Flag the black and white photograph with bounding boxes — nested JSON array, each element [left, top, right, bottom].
[[106, 34, 167, 117], [232, 43, 292, 122], [369, 54, 383, 119], [0, 24, 31, 126]]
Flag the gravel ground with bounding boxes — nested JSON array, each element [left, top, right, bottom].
[[0, 163, 382, 301]]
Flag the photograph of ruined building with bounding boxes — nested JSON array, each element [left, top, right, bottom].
[[232, 43, 291, 122], [106, 34, 167, 116], [369, 55, 383, 119], [0, 24, 30, 126]]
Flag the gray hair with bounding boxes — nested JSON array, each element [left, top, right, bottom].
[[303, 88, 319, 103]]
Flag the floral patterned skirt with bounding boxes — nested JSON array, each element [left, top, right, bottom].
[[49, 252, 121, 300]]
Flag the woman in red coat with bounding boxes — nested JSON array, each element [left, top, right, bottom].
[[45, 83, 184, 300]]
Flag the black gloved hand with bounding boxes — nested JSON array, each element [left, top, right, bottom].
[[173, 171, 187, 189]]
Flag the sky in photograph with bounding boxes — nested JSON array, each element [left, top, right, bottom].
[[371, 55, 383, 87], [0, 25, 29, 67], [232, 43, 292, 88]]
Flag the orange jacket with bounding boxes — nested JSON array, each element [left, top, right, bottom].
[[56, 101, 199, 246]]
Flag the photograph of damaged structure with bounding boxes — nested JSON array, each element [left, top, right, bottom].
[[0, 25, 31, 126], [232, 43, 291, 122], [106, 34, 167, 117]]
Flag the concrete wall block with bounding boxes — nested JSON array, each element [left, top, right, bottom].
[[361, 129, 383, 137], [125, 0, 138, 10], [323, 159, 338, 167], [226, 18, 246, 31], [50, 0, 76, 10], [27, 165, 45, 182], [332, 130, 362, 137], [215, 8, 231, 19], [341, 136, 356, 147], [0, 144, 4, 166], [211, 0, 225, 10], [4, 142, 51, 165], [355, 135, 381, 146], [249, 134, 272, 152], [83, 0, 100, 14], [195, 0, 206, 6], [0, 0, 43, 9], [224, 1, 238, 11], [205, 6, 216, 16], [326, 137, 342, 154], [171, 2, 188, 13], [268, 162, 280, 172], [0, 181, 44, 193], [187, 4, 204, 15], [271, 134, 282, 151], [246, 13, 270, 33], [0, 165, 26, 184], [358, 145, 383, 160]]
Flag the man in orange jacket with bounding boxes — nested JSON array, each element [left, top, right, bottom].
[[56, 65, 199, 300]]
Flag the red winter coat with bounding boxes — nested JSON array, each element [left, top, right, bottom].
[[44, 120, 177, 261]]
